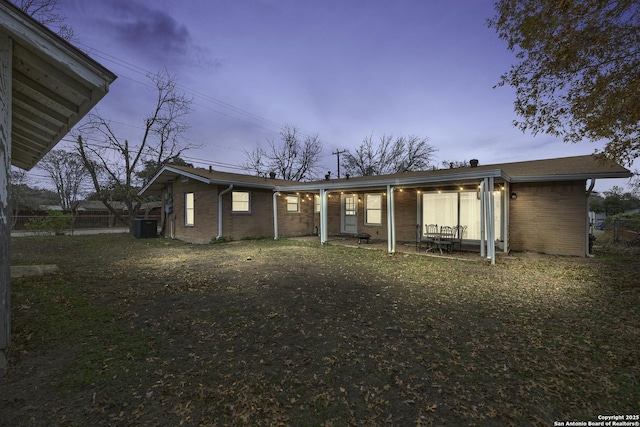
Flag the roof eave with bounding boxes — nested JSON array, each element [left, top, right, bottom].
[[276, 169, 509, 191], [509, 172, 633, 183]]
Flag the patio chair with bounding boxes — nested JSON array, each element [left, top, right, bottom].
[[436, 225, 455, 254], [416, 224, 438, 252], [424, 224, 439, 252], [452, 225, 467, 252]]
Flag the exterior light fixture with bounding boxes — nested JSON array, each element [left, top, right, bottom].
[[510, 192, 517, 199]]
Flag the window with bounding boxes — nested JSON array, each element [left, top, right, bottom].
[[365, 193, 382, 225], [232, 191, 250, 212], [286, 195, 299, 212], [314, 195, 320, 213], [185, 192, 194, 226]]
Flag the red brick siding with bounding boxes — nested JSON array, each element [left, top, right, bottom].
[[220, 187, 276, 239], [323, 191, 418, 242], [393, 190, 420, 242], [275, 192, 317, 236], [170, 179, 218, 243], [509, 181, 587, 256]]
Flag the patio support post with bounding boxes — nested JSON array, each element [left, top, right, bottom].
[[586, 179, 596, 257], [503, 182, 509, 253], [488, 176, 496, 265], [320, 189, 328, 244], [273, 192, 280, 239], [479, 180, 486, 258], [387, 185, 396, 253], [0, 31, 12, 377]]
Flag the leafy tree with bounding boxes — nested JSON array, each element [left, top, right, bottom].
[[11, 0, 75, 40], [602, 185, 640, 216], [38, 149, 89, 213], [488, 0, 640, 166], [243, 125, 322, 181], [342, 134, 435, 177], [76, 70, 192, 232], [588, 192, 605, 215], [135, 156, 194, 187], [629, 170, 640, 197]]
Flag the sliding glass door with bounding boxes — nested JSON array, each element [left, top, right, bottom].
[[421, 191, 502, 240]]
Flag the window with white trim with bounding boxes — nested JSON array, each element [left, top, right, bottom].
[[185, 192, 194, 226], [314, 195, 320, 213], [286, 195, 299, 213], [365, 193, 382, 225], [232, 191, 250, 212]]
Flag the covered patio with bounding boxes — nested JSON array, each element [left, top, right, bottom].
[[276, 168, 509, 265]]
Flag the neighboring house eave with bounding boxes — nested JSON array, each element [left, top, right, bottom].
[[2, 0, 117, 171]]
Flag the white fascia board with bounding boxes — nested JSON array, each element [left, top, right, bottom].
[[276, 169, 509, 192], [0, 1, 116, 87], [207, 179, 277, 190], [510, 171, 633, 183], [139, 165, 281, 196], [137, 166, 211, 196]]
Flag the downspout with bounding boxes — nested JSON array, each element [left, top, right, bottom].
[[273, 192, 280, 240], [586, 179, 596, 257], [216, 184, 233, 240]]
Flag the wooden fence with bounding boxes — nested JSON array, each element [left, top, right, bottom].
[[11, 210, 161, 230]]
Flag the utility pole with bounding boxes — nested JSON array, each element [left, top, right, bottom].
[[332, 149, 347, 178]]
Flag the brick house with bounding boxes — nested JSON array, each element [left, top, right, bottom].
[[140, 155, 631, 262]]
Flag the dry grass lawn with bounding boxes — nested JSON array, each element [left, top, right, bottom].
[[1, 234, 638, 426]]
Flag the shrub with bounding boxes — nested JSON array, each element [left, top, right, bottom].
[[25, 211, 73, 235]]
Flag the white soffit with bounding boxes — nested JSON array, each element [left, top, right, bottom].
[[1, 1, 116, 170]]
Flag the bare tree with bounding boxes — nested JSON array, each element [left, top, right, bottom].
[[440, 160, 471, 169], [9, 168, 28, 228], [38, 149, 89, 213], [12, 0, 75, 40], [76, 70, 192, 232], [243, 125, 322, 181], [343, 134, 436, 177]]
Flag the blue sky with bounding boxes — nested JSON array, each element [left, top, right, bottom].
[[31, 0, 633, 192]]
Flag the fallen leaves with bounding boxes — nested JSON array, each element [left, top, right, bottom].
[[3, 236, 639, 425]]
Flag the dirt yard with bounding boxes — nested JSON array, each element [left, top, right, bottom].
[[1, 234, 638, 426]]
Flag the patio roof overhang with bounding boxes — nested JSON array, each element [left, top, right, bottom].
[[275, 169, 510, 192], [1, 1, 117, 171]]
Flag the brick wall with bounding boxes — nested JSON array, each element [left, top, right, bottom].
[[221, 187, 275, 239], [274, 192, 317, 237], [166, 178, 588, 256], [170, 179, 218, 243], [167, 181, 318, 242], [509, 181, 587, 256], [323, 190, 418, 242]]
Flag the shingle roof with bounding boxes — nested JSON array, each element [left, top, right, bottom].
[[139, 154, 632, 196]]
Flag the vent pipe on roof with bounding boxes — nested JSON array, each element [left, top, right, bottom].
[[470, 159, 479, 167], [269, 171, 276, 179], [209, 166, 213, 173]]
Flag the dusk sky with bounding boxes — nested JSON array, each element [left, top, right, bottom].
[[29, 0, 634, 191]]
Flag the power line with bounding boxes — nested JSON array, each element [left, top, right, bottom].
[[73, 41, 313, 138]]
